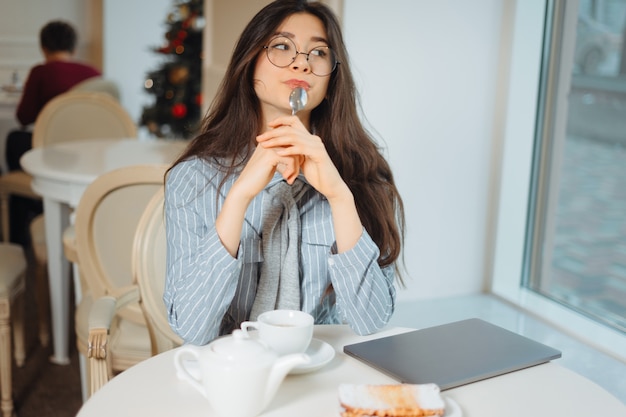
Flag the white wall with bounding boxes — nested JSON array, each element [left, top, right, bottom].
[[0, 0, 97, 82], [343, 0, 505, 301], [102, 0, 172, 137]]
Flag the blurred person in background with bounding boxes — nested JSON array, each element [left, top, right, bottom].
[[4, 20, 100, 246]]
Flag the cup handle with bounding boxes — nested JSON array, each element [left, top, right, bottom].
[[173, 347, 205, 397], [240, 320, 259, 336]]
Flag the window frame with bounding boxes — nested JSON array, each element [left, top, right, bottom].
[[490, 0, 626, 362]]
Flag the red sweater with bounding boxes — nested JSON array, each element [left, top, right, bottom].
[[16, 60, 101, 126]]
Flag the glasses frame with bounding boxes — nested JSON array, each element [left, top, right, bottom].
[[263, 36, 339, 77]]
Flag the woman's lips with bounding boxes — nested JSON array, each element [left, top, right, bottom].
[[285, 79, 310, 90]]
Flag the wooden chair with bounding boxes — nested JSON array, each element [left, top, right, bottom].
[[132, 187, 183, 354], [30, 91, 136, 149], [70, 77, 121, 101], [0, 243, 27, 417], [72, 165, 169, 398], [87, 185, 183, 395]]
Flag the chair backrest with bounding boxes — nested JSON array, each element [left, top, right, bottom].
[[133, 187, 183, 353], [74, 164, 167, 325], [70, 77, 121, 101], [31, 91, 136, 148]]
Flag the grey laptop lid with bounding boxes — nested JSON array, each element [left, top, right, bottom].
[[343, 318, 562, 390]]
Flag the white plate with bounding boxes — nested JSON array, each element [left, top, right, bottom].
[[443, 396, 463, 417], [290, 338, 335, 375]]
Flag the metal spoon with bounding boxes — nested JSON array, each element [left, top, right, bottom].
[[289, 87, 308, 115]]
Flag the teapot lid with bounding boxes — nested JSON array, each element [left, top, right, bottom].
[[210, 329, 275, 364]]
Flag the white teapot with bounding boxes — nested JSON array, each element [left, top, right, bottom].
[[174, 329, 310, 417]]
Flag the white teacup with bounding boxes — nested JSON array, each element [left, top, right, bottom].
[[241, 310, 314, 356]]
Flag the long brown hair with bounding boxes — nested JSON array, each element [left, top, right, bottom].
[[170, 0, 405, 281]]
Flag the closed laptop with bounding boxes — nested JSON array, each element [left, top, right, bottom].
[[343, 318, 562, 390]]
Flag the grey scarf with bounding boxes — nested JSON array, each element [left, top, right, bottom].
[[250, 178, 310, 320]]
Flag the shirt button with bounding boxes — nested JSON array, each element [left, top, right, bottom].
[[328, 258, 335, 266]]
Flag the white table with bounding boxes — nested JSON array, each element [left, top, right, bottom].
[[77, 324, 626, 417], [20, 138, 187, 364]]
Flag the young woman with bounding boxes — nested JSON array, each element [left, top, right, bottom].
[[164, 0, 405, 345]]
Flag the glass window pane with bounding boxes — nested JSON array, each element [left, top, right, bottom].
[[526, 0, 626, 334]]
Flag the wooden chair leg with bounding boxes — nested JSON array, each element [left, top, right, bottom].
[[0, 243, 27, 417], [0, 297, 14, 417]]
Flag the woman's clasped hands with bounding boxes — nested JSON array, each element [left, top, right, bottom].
[[255, 115, 347, 201]]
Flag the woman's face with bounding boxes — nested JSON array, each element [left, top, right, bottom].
[[253, 12, 331, 127]]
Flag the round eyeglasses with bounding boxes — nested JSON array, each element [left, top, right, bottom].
[[263, 36, 339, 77]]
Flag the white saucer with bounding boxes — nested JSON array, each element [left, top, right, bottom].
[[289, 338, 335, 375]]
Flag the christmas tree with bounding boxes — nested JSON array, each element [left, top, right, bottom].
[[141, 0, 204, 139]]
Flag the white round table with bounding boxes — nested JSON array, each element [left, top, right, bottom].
[[77, 325, 626, 417]]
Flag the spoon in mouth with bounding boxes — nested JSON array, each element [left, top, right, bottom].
[[289, 87, 308, 115]]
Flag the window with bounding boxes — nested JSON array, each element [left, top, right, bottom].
[[491, 0, 626, 361], [526, 0, 626, 334]]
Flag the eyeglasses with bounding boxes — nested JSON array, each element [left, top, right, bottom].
[[263, 36, 339, 77]]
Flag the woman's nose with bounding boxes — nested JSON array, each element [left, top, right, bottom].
[[291, 52, 311, 72]]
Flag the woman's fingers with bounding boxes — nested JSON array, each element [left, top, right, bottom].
[[256, 116, 342, 191], [256, 126, 295, 148], [275, 154, 302, 184], [257, 115, 306, 144], [257, 126, 321, 160]]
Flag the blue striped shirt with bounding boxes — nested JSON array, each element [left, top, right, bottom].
[[164, 156, 396, 345]]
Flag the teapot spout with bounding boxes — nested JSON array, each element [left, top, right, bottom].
[[263, 353, 310, 408]]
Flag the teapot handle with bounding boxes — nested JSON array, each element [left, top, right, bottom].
[[173, 347, 206, 397]]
